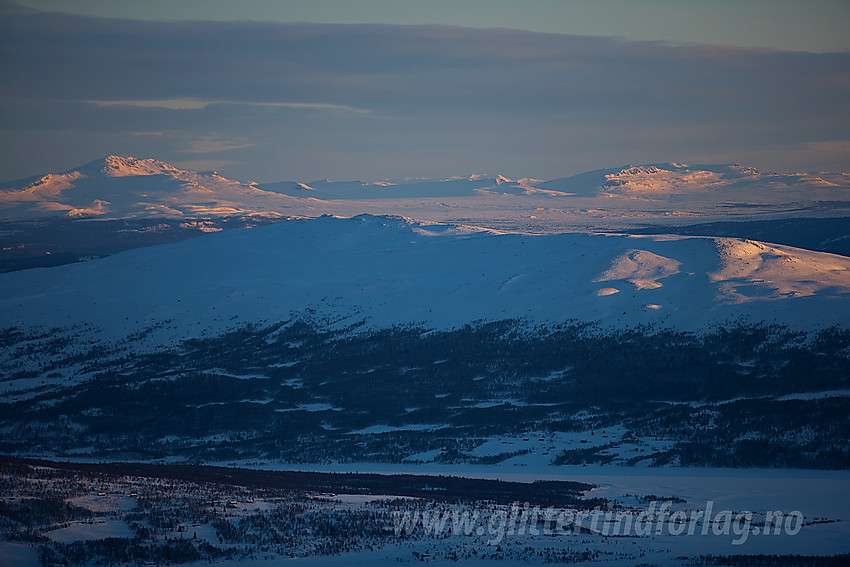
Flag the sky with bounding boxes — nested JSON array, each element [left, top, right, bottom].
[[1, 0, 849, 183]]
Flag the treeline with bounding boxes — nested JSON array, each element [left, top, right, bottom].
[[2, 320, 849, 467], [39, 537, 239, 567]]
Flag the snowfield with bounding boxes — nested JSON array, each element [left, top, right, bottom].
[[1, 214, 849, 350]]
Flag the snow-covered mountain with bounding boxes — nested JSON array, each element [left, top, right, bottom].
[[2, 156, 849, 222], [0, 156, 316, 219], [0, 156, 545, 219], [540, 163, 850, 199], [1, 215, 848, 353]]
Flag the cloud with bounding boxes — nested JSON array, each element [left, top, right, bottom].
[[84, 98, 370, 114], [1, 11, 849, 182], [85, 99, 212, 111], [807, 141, 850, 156], [180, 135, 256, 154]]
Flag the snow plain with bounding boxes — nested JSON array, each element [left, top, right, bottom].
[[225, 461, 850, 561]]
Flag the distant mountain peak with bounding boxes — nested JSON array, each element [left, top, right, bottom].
[[78, 155, 181, 178], [598, 162, 769, 193]]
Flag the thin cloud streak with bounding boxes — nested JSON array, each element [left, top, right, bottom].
[[180, 136, 256, 155], [84, 98, 370, 114]]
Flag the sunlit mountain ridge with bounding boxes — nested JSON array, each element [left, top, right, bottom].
[[2, 156, 849, 222]]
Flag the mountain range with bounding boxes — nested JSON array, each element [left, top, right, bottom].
[[2, 155, 849, 222]]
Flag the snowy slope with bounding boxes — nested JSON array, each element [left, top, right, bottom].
[[1, 215, 849, 349]]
